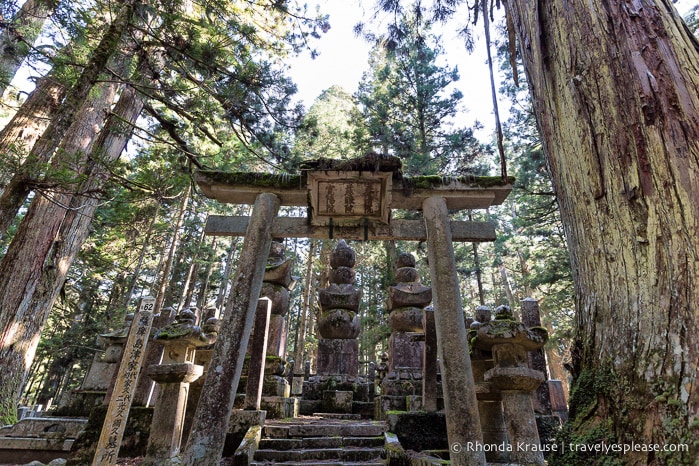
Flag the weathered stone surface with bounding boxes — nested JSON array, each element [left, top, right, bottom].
[[388, 307, 424, 332], [395, 266, 420, 283], [205, 215, 498, 242], [302, 374, 369, 402], [484, 366, 545, 392], [422, 308, 438, 412], [0, 417, 86, 438], [223, 410, 266, 459], [381, 375, 422, 397], [396, 252, 416, 268], [262, 375, 290, 397], [330, 239, 356, 268], [387, 284, 432, 309], [94, 299, 155, 466], [146, 362, 203, 384], [423, 196, 484, 466], [520, 298, 552, 414], [228, 409, 266, 436], [322, 390, 353, 413], [263, 259, 294, 288], [318, 284, 362, 312], [269, 240, 285, 258], [329, 266, 355, 284], [260, 396, 298, 419], [66, 406, 152, 466], [317, 309, 360, 339], [144, 368, 202, 462], [316, 339, 359, 376], [259, 283, 290, 316], [53, 390, 105, 417], [388, 332, 423, 370], [181, 192, 279, 466], [474, 320, 548, 352], [478, 400, 509, 462], [232, 424, 262, 466], [245, 299, 271, 411], [79, 360, 116, 392], [501, 390, 544, 464], [265, 315, 287, 358]]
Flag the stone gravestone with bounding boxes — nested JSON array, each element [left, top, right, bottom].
[[303, 240, 369, 415], [379, 252, 432, 414], [92, 296, 155, 466]]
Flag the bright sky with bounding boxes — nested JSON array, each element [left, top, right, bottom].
[[286, 0, 497, 135], [287, 0, 698, 137]]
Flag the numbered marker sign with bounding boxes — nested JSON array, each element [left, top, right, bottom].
[[93, 296, 156, 466], [140, 296, 156, 313]]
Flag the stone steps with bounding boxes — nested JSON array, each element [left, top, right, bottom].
[[250, 417, 386, 465]]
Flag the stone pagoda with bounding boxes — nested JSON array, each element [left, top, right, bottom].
[[379, 252, 432, 413], [302, 240, 371, 415]]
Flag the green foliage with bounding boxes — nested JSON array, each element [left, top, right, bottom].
[[354, 3, 488, 175], [292, 85, 365, 162]]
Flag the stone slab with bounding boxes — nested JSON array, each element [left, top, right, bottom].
[[316, 339, 358, 376], [322, 390, 353, 414], [388, 332, 424, 370], [205, 216, 497, 242], [228, 410, 266, 435], [0, 417, 87, 438], [232, 424, 262, 466]]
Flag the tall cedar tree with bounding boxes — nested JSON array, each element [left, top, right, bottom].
[[355, 5, 484, 175], [503, 0, 699, 462]]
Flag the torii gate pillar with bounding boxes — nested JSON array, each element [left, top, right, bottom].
[[424, 196, 486, 466]]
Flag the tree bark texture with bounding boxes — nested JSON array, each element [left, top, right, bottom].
[[0, 0, 56, 96], [0, 76, 66, 188], [0, 79, 144, 424], [0, 76, 120, 423], [505, 0, 699, 461], [0, 0, 137, 235]]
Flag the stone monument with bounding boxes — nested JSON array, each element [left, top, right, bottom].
[[303, 240, 369, 415], [471, 304, 549, 465], [379, 252, 432, 414]]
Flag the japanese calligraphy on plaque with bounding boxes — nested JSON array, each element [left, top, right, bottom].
[[308, 171, 391, 226]]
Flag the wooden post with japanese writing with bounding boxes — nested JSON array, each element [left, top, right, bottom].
[[93, 296, 156, 466]]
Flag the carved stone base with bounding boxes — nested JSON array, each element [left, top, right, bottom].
[[260, 396, 298, 419], [380, 368, 424, 396], [262, 375, 290, 397], [316, 339, 358, 376], [388, 332, 423, 370], [322, 390, 353, 414], [302, 374, 368, 401]]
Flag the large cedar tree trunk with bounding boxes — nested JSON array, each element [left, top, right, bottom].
[[0, 0, 137, 235], [0, 76, 65, 188], [0, 0, 56, 96], [0, 79, 145, 424], [505, 0, 699, 462]]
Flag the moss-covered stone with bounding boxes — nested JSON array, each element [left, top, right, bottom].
[[67, 405, 153, 465], [405, 175, 515, 189], [198, 170, 302, 188], [299, 153, 403, 174]]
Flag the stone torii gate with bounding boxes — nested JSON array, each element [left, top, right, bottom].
[[181, 156, 511, 466]]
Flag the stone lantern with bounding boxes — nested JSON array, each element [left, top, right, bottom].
[[143, 309, 219, 463], [472, 304, 548, 465]]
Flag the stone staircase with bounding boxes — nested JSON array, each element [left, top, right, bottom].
[[251, 416, 386, 465]]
